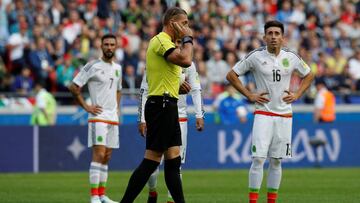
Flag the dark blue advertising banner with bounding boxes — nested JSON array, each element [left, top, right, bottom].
[[0, 126, 33, 172], [0, 121, 359, 172]]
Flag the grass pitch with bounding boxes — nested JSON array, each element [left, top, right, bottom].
[[0, 168, 359, 203]]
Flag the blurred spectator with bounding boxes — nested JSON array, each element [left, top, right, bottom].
[[0, 73, 13, 92], [28, 37, 54, 82], [12, 66, 33, 95], [197, 60, 211, 98], [126, 23, 141, 55], [0, 0, 9, 58], [288, 2, 305, 26], [30, 81, 57, 126], [136, 48, 146, 76], [56, 53, 75, 92], [121, 64, 142, 92], [108, 0, 122, 30], [326, 47, 347, 75], [314, 78, 336, 123], [7, 0, 33, 33], [83, 0, 97, 24], [0, 0, 358, 103], [6, 21, 29, 74], [276, 0, 292, 25], [62, 10, 82, 45], [48, 0, 65, 26], [349, 49, 360, 91], [206, 49, 228, 96], [213, 83, 248, 125]]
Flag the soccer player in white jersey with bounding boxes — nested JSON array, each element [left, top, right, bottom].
[[226, 21, 314, 203], [138, 62, 204, 203], [69, 34, 122, 203]]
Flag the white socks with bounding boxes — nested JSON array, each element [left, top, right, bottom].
[[249, 157, 266, 189], [90, 162, 102, 196], [147, 167, 159, 191], [267, 158, 282, 190], [100, 164, 108, 185]]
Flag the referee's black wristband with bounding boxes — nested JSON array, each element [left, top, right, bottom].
[[182, 36, 193, 45]]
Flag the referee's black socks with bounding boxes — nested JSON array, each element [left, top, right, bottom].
[[120, 158, 159, 203], [165, 156, 185, 203]]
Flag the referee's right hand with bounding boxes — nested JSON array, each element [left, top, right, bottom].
[[171, 22, 193, 39]]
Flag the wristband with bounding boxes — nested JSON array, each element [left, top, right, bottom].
[[182, 36, 193, 45]]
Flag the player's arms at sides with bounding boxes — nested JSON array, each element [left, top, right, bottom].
[[165, 22, 193, 67], [191, 88, 204, 131], [117, 90, 121, 116], [137, 73, 148, 137], [226, 70, 270, 104], [187, 64, 204, 131], [68, 82, 102, 116], [283, 72, 315, 104]]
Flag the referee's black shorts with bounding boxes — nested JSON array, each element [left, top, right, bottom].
[[145, 95, 181, 152]]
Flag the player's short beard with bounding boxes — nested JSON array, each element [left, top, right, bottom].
[[103, 51, 114, 60]]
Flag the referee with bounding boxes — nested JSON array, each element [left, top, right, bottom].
[[120, 7, 193, 203]]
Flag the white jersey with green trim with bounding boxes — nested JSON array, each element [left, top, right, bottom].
[[232, 46, 311, 114], [73, 58, 122, 123]]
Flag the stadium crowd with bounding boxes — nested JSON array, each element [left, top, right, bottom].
[[0, 0, 359, 105]]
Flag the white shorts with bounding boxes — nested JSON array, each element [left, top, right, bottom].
[[88, 122, 119, 148], [179, 119, 188, 164], [251, 114, 292, 158]]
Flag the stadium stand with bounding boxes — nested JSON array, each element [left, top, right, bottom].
[[0, 0, 359, 113]]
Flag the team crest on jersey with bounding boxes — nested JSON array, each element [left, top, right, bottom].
[[282, 58, 290, 68], [115, 70, 120, 77]]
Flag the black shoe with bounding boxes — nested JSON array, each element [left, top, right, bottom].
[[147, 192, 157, 203]]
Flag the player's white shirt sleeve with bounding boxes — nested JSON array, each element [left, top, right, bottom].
[[117, 66, 123, 91], [73, 61, 97, 87], [232, 56, 253, 76], [294, 57, 311, 78], [188, 63, 204, 118], [314, 88, 325, 109], [138, 72, 148, 123]]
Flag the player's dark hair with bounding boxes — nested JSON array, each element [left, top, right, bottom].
[[264, 20, 284, 34], [162, 7, 187, 26], [101, 33, 117, 43]]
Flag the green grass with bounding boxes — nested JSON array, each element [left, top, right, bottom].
[[0, 168, 359, 203]]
